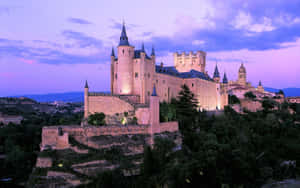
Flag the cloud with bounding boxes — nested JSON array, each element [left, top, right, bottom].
[[67, 17, 92, 25], [61, 30, 102, 48], [0, 35, 109, 65]]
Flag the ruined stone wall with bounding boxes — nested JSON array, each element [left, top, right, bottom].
[[41, 123, 179, 150], [41, 128, 69, 150], [36, 157, 52, 168], [159, 122, 179, 133]]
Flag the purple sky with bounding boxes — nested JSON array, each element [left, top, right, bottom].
[[0, 0, 300, 96]]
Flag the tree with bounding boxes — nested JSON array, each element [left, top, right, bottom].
[[277, 90, 284, 95], [88, 113, 106, 125], [228, 95, 240, 104], [244, 91, 256, 100], [175, 84, 198, 123], [262, 99, 276, 111]]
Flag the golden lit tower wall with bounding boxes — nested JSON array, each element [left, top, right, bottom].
[[174, 51, 206, 73]]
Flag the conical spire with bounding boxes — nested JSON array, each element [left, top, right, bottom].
[[259, 80, 262, 86], [151, 85, 157, 96], [151, 45, 155, 56], [223, 72, 228, 84], [85, 80, 89, 88], [213, 64, 220, 78], [119, 22, 130, 46], [111, 47, 115, 57], [141, 42, 145, 52]]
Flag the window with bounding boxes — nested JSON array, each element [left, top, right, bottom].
[[156, 80, 158, 83], [148, 91, 150, 96], [192, 83, 194, 87], [115, 74, 117, 79], [148, 73, 150, 78], [163, 80, 165, 84], [135, 72, 138, 78], [122, 49, 124, 54]]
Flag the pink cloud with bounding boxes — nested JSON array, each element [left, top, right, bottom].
[[20, 58, 36, 64]]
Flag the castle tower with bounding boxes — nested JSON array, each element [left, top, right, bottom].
[[257, 80, 264, 93], [174, 51, 206, 73], [84, 80, 89, 118], [110, 47, 115, 95], [238, 63, 247, 86], [213, 64, 220, 82], [116, 22, 135, 95]]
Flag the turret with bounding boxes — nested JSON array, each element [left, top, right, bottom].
[[257, 80, 264, 92], [151, 45, 155, 57], [140, 43, 146, 60], [238, 63, 247, 85], [111, 47, 115, 94], [119, 22, 130, 46], [213, 64, 220, 82], [84, 80, 89, 118], [222, 72, 228, 84], [116, 22, 134, 95]]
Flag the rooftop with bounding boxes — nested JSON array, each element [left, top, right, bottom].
[[155, 66, 213, 81]]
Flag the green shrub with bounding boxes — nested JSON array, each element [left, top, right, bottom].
[[244, 91, 256, 99], [88, 113, 106, 125]]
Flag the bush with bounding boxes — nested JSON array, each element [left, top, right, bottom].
[[228, 95, 240, 104], [88, 113, 106, 125], [244, 91, 256, 99]]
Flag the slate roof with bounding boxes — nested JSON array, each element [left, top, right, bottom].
[[119, 23, 130, 46], [134, 50, 151, 60], [155, 66, 213, 81], [223, 73, 228, 84], [213, 65, 220, 78]]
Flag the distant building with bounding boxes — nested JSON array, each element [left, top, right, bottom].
[[0, 112, 23, 125], [228, 64, 275, 99], [287, 97, 300, 103]]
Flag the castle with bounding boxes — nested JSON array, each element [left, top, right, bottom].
[[84, 23, 229, 123]]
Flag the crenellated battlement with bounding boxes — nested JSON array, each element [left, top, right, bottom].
[[174, 51, 206, 58], [174, 51, 206, 73]]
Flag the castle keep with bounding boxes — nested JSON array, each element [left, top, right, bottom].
[[84, 23, 229, 123]]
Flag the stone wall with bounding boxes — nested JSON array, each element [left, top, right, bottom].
[[36, 157, 52, 168], [135, 107, 150, 125], [41, 123, 179, 150], [241, 99, 262, 112], [87, 95, 134, 116], [41, 128, 69, 150]]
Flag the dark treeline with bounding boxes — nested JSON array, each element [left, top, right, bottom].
[[1, 85, 300, 187], [0, 106, 83, 185], [82, 85, 300, 188]]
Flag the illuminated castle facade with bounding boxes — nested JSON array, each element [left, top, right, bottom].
[[108, 23, 228, 111]]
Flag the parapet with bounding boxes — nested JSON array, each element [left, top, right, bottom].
[[174, 51, 206, 57]]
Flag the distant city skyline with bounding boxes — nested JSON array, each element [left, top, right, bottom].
[[1, 0, 300, 96]]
